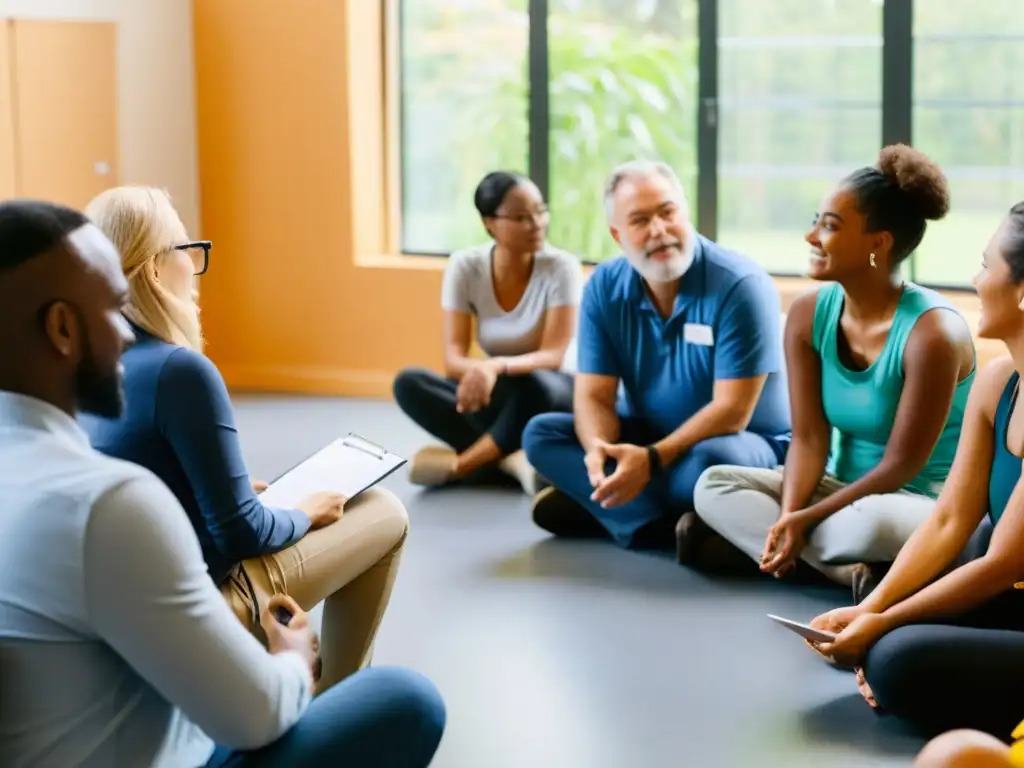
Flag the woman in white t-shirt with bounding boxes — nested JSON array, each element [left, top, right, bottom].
[[393, 171, 583, 494]]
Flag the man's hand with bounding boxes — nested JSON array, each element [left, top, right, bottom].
[[456, 360, 500, 414], [584, 441, 610, 488], [262, 594, 321, 685], [760, 511, 811, 577], [297, 491, 347, 529], [252, 479, 269, 493], [590, 443, 651, 509]]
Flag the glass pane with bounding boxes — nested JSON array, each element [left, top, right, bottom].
[[547, 0, 699, 263], [912, 1, 1024, 287], [399, 0, 529, 253], [717, 0, 882, 274]]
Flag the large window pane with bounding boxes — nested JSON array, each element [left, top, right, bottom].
[[912, 1, 1024, 287], [400, 0, 529, 254], [717, 0, 882, 274], [547, 0, 698, 263]]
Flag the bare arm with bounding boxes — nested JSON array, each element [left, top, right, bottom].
[[860, 358, 1011, 616], [654, 376, 768, 464], [442, 309, 478, 380], [574, 372, 620, 453], [495, 305, 577, 375], [797, 308, 971, 526], [779, 289, 832, 514]]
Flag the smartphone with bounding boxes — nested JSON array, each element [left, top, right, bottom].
[[766, 613, 837, 644]]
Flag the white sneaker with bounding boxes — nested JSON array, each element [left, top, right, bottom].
[[499, 450, 539, 496], [408, 446, 458, 487]]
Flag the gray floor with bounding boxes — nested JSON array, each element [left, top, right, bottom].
[[233, 394, 927, 768]]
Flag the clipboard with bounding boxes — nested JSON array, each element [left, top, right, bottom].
[[257, 432, 407, 508]]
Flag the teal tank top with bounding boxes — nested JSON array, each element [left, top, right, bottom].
[[989, 371, 1021, 524], [812, 282, 975, 498]]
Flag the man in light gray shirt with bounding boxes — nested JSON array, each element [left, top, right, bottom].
[[0, 200, 445, 767]]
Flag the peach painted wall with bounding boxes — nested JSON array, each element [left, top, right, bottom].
[[193, 1, 999, 398]]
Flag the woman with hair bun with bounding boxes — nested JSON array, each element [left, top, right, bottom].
[[393, 171, 583, 494], [692, 145, 976, 595], [807, 201, 1024, 737]]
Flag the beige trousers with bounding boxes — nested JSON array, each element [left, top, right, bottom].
[[694, 465, 936, 583], [221, 486, 408, 693]]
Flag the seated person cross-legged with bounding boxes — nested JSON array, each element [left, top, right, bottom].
[[522, 160, 791, 554], [80, 186, 409, 694], [393, 171, 582, 495], [807, 202, 1024, 740], [0, 200, 444, 768], [694, 145, 976, 592]]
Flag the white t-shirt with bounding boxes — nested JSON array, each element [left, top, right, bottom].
[[441, 243, 583, 363], [0, 392, 312, 768]]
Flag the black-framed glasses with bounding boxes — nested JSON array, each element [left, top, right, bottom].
[[174, 240, 212, 276], [494, 208, 550, 226]]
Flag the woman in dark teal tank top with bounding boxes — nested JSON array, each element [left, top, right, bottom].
[[694, 145, 975, 595], [810, 201, 1024, 740]]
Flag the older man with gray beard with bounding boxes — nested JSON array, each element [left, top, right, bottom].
[[522, 160, 792, 565]]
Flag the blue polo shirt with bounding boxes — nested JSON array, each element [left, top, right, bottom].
[[578, 236, 791, 447]]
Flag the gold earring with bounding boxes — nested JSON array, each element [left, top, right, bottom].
[[869, 253, 877, 268]]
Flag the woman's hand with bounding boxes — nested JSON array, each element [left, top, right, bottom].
[[760, 512, 812, 577], [810, 604, 865, 635], [252, 479, 269, 493], [298, 491, 347, 529], [813, 612, 893, 668], [456, 360, 501, 414]]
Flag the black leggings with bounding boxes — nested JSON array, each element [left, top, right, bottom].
[[392, 367, 574, 455], [863, 588, 1024, 739]]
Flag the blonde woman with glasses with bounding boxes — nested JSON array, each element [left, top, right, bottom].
[[80, 186, 409, 694]]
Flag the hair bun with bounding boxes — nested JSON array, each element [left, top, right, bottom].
[[877, 144, 950, 221]]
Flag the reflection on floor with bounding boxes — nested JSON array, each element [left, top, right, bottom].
[[234, 394, 925, 768]]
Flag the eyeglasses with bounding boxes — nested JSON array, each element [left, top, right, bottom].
[[174, 240, 212, 276], [494, 208, 550, 226]]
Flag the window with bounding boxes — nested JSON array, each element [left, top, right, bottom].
[[911, 0, 1024, 287], [546, 0, 698, 263], [399, 0, 529, 254], [716, 0, 882, 274], [397, 0, 1023, 288]]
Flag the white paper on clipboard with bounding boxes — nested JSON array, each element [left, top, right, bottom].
[[258, 433, 406, 507]]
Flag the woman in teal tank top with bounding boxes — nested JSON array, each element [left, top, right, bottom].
[[809, 201, 1024, 741], [694, 145, 976, 596]]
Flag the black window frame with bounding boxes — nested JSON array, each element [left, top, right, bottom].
[[399, 0, 1017, 292]]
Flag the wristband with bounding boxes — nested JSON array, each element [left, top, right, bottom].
[[646, 445, 663, 476]]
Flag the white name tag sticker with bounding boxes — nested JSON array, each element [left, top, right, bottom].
[[684, 323, 714, 346]]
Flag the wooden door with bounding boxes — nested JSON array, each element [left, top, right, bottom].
[[0, 21, 16, 200], [10, 19, 118, 208]]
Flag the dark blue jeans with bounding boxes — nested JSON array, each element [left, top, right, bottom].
[[522, 413, 785, 547], [205, 667, 446, 767]]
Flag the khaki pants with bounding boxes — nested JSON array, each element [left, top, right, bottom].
[[693, 465, 936, 583], [221, 486, 408, 693]]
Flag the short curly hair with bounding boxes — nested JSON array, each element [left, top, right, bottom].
[[842, 144, 950, 266]]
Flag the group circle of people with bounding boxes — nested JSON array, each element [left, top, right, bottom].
[[0, 142, 1023, 767]]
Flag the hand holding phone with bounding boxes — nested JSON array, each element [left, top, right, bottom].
[[767, 613, 838, 644], [262, 594, 321, 684]]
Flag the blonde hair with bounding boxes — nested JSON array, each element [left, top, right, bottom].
[[86, 186, 203, 352]]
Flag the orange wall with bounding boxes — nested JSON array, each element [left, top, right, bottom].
[[193, 1, 1000, 399]]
